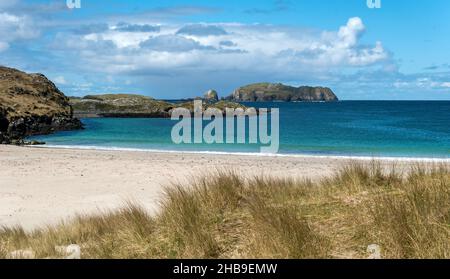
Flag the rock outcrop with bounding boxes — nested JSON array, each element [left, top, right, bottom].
[[0, 66, 83, 144], [203, 89, 219, 102], [227, 83, 338, 102]]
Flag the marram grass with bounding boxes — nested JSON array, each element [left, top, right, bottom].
[[1, 163, 449, 259]]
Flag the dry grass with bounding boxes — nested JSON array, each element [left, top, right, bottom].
[[0, 163, 449, 259]]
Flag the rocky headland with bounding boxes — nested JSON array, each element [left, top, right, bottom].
[[70, 91, 248, 118], [0, 66, 83, 144], [226, 83, 338, 102]]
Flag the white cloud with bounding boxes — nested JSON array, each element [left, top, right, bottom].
[[337, 17, 365, 48], [53, 76, 67, 85], [394, 78, 450, 90], [0, 41, 8, 51], [0, 11, 38, 52], [55, 17, 388, 78]]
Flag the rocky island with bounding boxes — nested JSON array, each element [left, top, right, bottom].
[[0, 66, 83, 144], [226, 83, 338, 102], [70, 91, 248, 118]]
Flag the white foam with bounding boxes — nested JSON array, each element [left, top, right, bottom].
[[28, 144, 450, 163]]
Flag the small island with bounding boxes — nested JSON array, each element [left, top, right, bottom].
[[226, 82, 338, 102]]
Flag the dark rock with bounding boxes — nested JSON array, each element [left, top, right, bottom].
[[25, 140, 46, 145], [11, 139, 24, 145], [0, 132, 6, 144], [0, 108, 8, 131], [204, 90, 219, 102]]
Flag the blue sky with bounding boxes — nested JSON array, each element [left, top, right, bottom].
[[1, 0, 449, 100]]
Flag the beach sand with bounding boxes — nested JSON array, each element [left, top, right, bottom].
[[0, 145, 441, 230]]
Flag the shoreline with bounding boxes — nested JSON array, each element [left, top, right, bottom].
[[32, 144, 450, 163], [0, 144, 447, 230]]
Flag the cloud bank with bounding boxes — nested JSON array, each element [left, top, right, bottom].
[[0, 1, 448, 99]]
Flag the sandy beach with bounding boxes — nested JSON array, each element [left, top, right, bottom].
[[0, 145, 442, 230]]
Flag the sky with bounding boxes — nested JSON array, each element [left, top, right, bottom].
[[0, 0, 449, 100]]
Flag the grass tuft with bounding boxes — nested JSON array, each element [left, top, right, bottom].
[[1, 162, 449, 259]]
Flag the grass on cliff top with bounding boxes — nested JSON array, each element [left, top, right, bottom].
[[0, 163, 449, 259], [82, 94, 156, 101], [237, 82, 295, 92], [69, 94, 174, 113]]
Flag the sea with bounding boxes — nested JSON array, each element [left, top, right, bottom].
[[28, 101, 450, 159]]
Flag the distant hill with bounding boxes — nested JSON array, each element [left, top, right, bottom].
[[226, 83, 338, 102], [0, 66, 82, 144], [70, 94, 175, 118], [70, 93, 248, 118]]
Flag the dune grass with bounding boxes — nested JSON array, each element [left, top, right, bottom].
[[0, 163, 449, 259]]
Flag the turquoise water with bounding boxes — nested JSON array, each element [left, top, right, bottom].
[[30, 101, 450, 158]]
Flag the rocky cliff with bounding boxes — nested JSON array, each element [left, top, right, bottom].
[[203, 90, 219, 102], [227, 83, 338, 102], [0, 66, 83, 144]]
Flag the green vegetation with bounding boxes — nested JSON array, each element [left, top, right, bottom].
[[1, 163, 449, 259], [0, 66, 72, 118], [70, 94, 248, 116], [70, 94, 174, 115], [82, 94, 156, 101], [1, 66, 82, 143], [228, 82, 338, 102]]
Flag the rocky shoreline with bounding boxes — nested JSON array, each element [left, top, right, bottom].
[[0, 114, 83, 145]]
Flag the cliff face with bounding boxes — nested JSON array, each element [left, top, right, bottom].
[[0, 66, 83, 143], [227, 83, 338, 102]]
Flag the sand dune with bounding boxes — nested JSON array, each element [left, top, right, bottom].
[[0, 145, 431, 230]]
